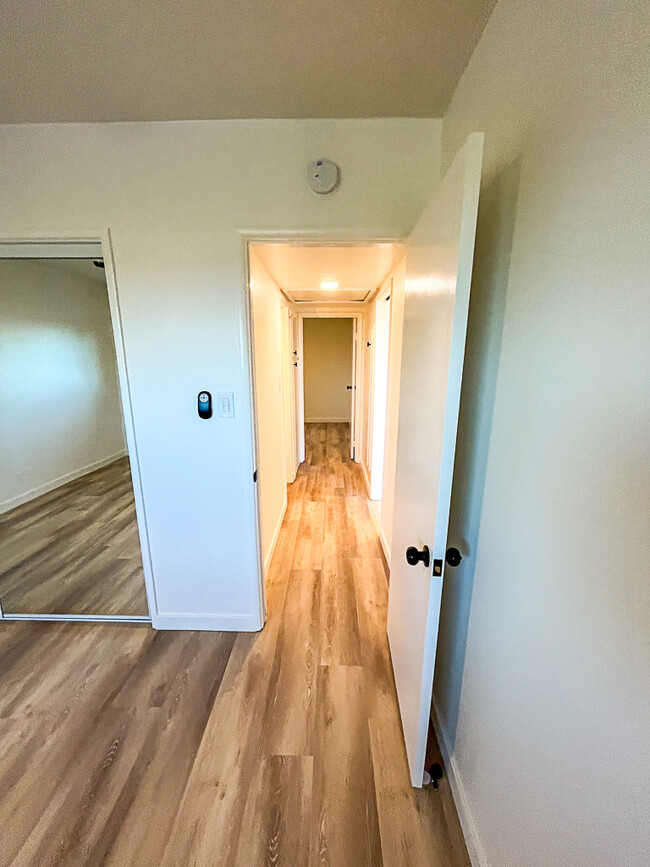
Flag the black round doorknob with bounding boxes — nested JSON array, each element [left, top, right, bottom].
[[406, 545, 430, 568], [445, 547, 462, 567]]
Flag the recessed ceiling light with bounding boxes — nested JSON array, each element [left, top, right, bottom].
[[320, 280, 339, 289]]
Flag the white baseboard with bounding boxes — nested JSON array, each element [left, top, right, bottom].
[[0, 449, 128, 515], [3, 613, 150, 624], [152, 612, 263, 632], [378, 525, 391, 566], [304, 417, 350, 423], [431, 699, 487, 867], [264, 496, 287, 575]]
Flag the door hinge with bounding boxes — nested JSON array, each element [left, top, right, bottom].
[[253, 469, 258, 483]]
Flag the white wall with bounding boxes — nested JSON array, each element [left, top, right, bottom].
[[360, 301, 376, 482], [280, 305, 298, 483], [368, 280, 392, 501], [434, 2, 650, 864], [0, 258, 126, 512], [361, 272, 395, 503], [249, 250, 288, 573], [379, 257, 406, 560], [303, 317, 353, 422], [0, 119, 442, 629]]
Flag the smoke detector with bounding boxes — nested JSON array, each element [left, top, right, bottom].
[[307, 159, 339, 195]]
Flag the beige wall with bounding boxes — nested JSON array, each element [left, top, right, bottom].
[[0, 258, 126, 513], [303, 318, 353, 423], [434, 1, 650, 865], [249, 251, 287, 572]]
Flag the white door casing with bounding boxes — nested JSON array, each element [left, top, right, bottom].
[[365, 323, 376, 472], [349, 317, 358, 459], [296, 312, 362, 463], [387, 133, 484, 786], [280, 306, 298, 482]]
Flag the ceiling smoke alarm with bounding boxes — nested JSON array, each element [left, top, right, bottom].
[[307, 159, 339, 194]]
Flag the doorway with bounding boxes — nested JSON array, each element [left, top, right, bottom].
[[0, 239, 154, 623], [246, 239, 406, 585], [301, 315, 356, 460], [242, 232, 463, 863], [245, 134, 483, 790]]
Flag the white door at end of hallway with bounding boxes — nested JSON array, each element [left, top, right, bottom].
[[388, 133, 484, 787]]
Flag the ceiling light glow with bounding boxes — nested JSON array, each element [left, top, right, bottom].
[[320, 280, 339, 289]]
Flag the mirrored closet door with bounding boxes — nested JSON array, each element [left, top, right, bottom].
[[0, 252, 149, 618]]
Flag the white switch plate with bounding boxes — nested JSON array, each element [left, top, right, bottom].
[[217, 392, 235, 418]]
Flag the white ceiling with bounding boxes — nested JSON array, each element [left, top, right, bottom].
[[252, 243, 405, 304], [0, 0, 496, 122]]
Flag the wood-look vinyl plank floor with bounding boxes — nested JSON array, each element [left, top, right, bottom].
[[0, 457, 148, 616], [0, 423, 469, 866]]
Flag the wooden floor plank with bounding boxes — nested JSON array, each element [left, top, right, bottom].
[[233, 755, 314, 866], [310, 663, 384, 867]]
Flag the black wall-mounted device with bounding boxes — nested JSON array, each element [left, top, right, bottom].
[[198, 391, 212, 419]]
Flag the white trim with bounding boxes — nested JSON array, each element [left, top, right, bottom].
[[152, 612, 263, 632], [2, 613, 151, 624], [0, 233, 157, 623], [241, 240, 269, 628], [0, 240, 103, 258], [280, 305, 299, 483], [378, 526, 391, 566], [431, 699, 487, 867], [264, 496, 287, 575], [102, 232, 157, 621], [0, 450, 128, 515], [296, 310, 306, 462], [295, 304, 371, 316], [237, 228, 403, 244]]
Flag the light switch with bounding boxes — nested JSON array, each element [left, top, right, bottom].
[[217, 392, 235, 418]]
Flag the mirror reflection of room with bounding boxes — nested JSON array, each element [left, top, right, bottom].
[[0, 257, 148, 616]]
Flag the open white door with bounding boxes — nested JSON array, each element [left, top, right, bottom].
[[387, 133, 484, 786]]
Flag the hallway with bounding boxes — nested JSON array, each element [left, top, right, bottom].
[[162, 421, 469, 865], [0, 423, 468, 865]]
